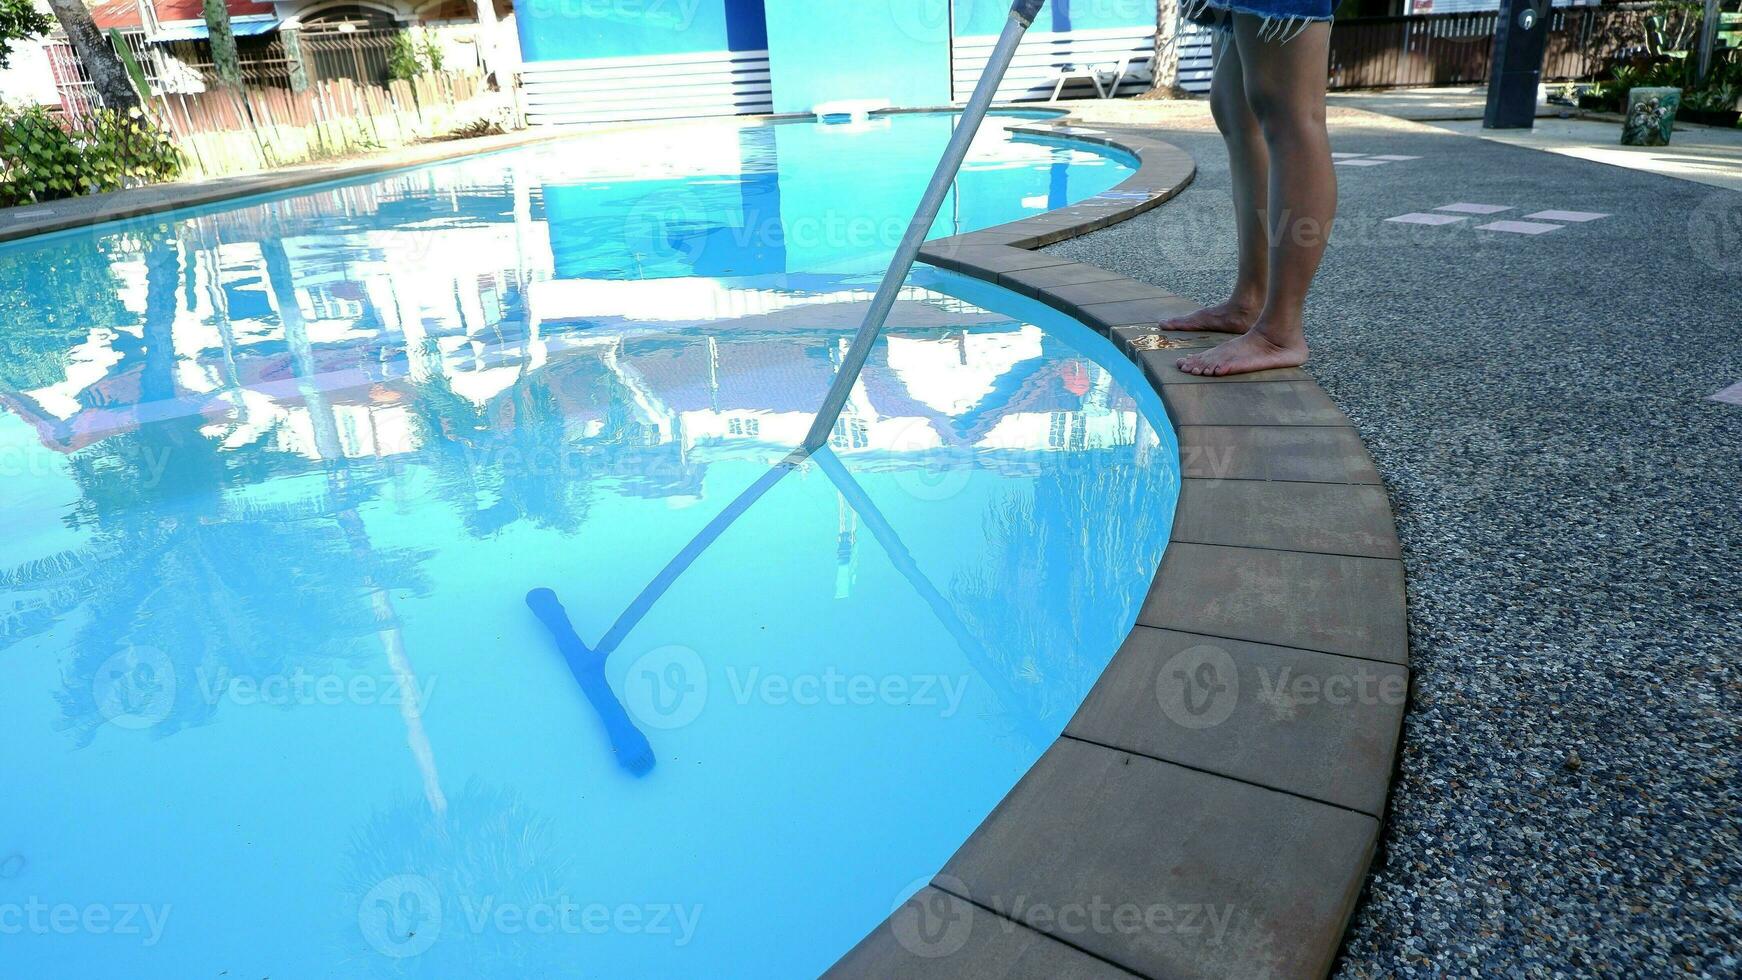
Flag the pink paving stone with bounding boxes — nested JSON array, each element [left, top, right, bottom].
[[1386, 212, 1468, 226], [1476, 220, 1564, 235], [1524, 210, 1610, 222], [1436, 203, 1513, 214]]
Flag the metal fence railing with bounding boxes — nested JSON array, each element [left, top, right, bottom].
[[1327, 5, 1651, 90], [300, 27, 401, 87], [44, 25, 439, 122]]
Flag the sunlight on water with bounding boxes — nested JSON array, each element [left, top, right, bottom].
[[0, 113, 1175, 977]]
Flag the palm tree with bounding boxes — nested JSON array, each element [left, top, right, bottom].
[[202, 0, 242, 90], [0, 229, 429, 745], [341, 780, 574, 975], [1153, 0, 1183, 96], [43, 0, 138, 111], [950, 413, 1173, 731]]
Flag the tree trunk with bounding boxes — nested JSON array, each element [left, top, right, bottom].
[[281, 26, 309, 93], [44, 0, 139, 112], [1153, 0, 1182, 95], [203, 0, 241, 90]]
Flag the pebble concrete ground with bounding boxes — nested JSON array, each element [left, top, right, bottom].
[[1048, 103, 1741, 977]]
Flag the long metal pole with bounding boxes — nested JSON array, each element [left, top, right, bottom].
[[1694, 0, 1720, 88], [801, 0, 1046, 453]]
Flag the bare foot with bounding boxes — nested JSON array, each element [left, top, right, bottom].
[[1160, 299, 1260, 333], [1176, 329, 1308, 377]]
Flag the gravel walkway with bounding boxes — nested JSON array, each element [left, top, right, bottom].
[[1046, 112, 1741, 977]]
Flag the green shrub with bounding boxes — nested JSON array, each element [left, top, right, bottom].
[[1642, 58, 1692, 90], [0, 105, 83, 205], [80, 108, 183, 189], [0, 0, 51, 70], [1685, 83, 1741, 113], [387, 29, 445, 81], [0, 105, 182, 207], [421, 33, 445, 74]]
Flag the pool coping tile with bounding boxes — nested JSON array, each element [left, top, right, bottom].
[[1139, 542, 1409, 664], [1173, 479, 1401, 559], [997, 262, 1130, 298], [826, 886, 1142, 979], [1178, 425, 1385, 485], [935, 739, 1380, 980], [1159, 381, 1354, 426], [1066, 625, 1408, 815]]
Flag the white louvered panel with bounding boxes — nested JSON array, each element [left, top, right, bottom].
[[521, 49, 774, 126], [525, 70, 773, 100], [951, 26, 1158, 103], [1176, 23, 1215, 95]]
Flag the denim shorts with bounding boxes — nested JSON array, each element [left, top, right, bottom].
[[1184, 0, 1335, 43]]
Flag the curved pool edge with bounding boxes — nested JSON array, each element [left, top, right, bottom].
[[0, 107, 1082, 246], [830, 124, 1409, 979]]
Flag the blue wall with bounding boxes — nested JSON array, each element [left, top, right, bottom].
[[516, 0, 1156, 100], [952, 0, 1155, 35], [762, 0, 951, 114], [517, 0, 769, 63]]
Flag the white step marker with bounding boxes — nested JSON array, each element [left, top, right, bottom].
[[1524, 210, 1610, 222], [1386, 212, 1468, 226], [1476, 219, 1564, 235], [1436, 203, 1513, 215]]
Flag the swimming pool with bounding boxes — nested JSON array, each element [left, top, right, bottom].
[[0, 112, 1179, 977]]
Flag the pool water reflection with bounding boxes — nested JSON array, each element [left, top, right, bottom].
[[0, 114, 1176, 977]]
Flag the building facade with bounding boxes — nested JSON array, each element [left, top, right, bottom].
[[513, 0, 1161, 125]]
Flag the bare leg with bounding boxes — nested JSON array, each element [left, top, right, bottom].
[[1162, 34, 1269, 333], [1179, 17, 1335, 376]]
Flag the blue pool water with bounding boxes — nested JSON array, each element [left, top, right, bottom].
[[0, 113, 1178, 977]]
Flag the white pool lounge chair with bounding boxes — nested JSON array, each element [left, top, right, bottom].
[[1049, 55, 1133, 101]]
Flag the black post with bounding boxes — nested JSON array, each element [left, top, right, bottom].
[[1483, 0, 1552, 130]]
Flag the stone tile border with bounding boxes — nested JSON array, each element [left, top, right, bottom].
[[829, 121, 1408, 978]]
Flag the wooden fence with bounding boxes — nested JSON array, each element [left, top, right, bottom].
[[1328, 5, 1651, 90], [147, 72, 502, 178]]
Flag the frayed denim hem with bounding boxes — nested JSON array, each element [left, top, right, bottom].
[[1183, 0, 1333, 45]]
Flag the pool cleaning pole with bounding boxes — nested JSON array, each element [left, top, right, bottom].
[[801, 0, 1047, 453]]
